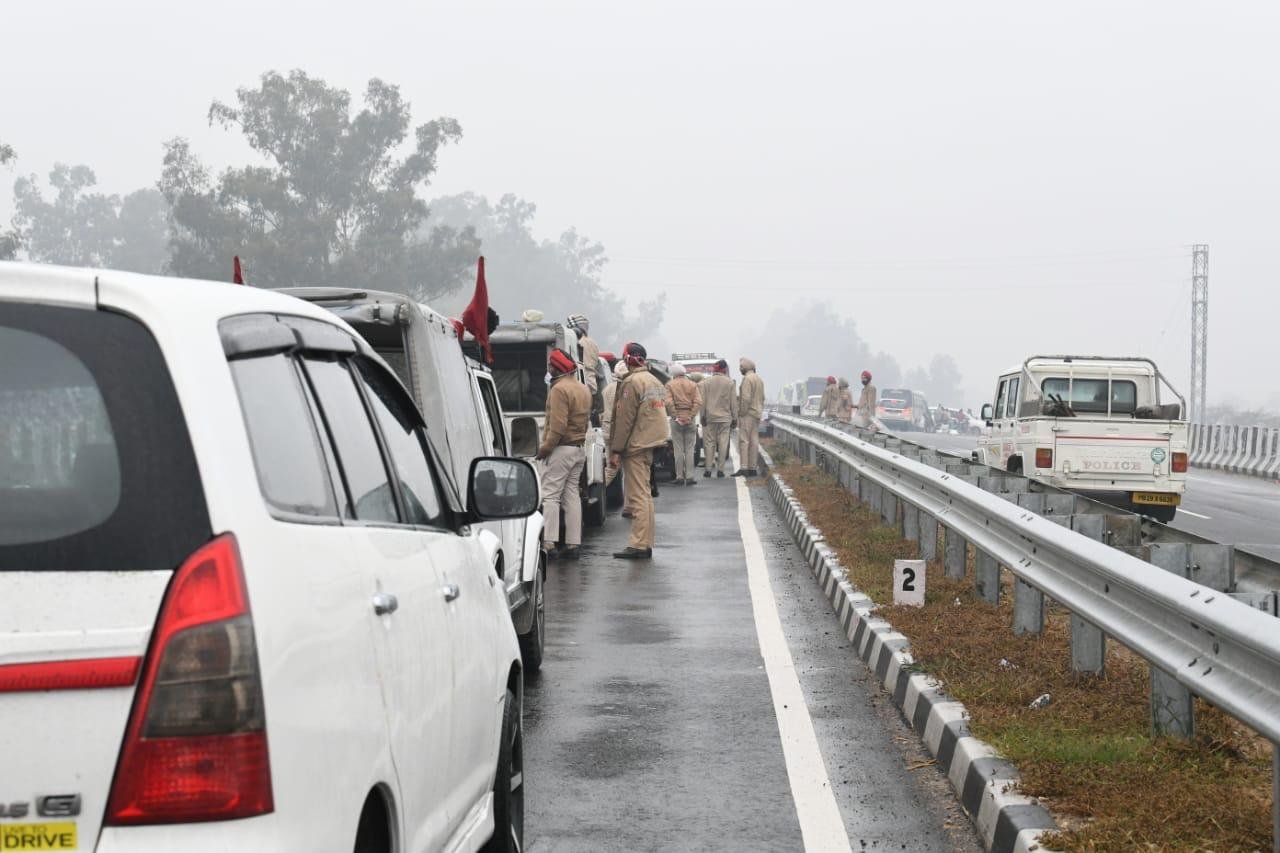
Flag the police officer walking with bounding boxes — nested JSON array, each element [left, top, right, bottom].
[[664, 363, 703, 485], [609, 342, 668, 559], [536, 348, 592, 560], [734, 357, 765, 478], [700, 359, 738, 478], [837, 377, 855, 423]]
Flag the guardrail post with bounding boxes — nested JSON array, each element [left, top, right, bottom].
[[1190, 545, 1235, 592], [1012, 579, 1044, 635], [882, 489, 898, 527], [1069, 515, 1107, 674], [974, 549, 1000, 604], [944, 524, 966, 579], [919, 512, 939, 562], [903, 501, 920, 543], [1148, 544, 1195, 739]]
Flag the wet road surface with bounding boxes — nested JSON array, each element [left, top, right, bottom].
[[524, 469, 979, 852]]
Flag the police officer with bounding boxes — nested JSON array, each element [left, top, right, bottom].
[[836, 377, 854, 423], [536, 348, 592, 559], [734, 357, 765, 477], [609, 342, 668, 559], [855, 370, 878, 429], [567, 314, 603, 418], [818, 375, 840, 418], [699, 359, 738, 478], [665, 363, 703, 485]]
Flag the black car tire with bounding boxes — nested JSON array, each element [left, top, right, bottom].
[[586, 481, 607, 528], [517, 566, 544, 673], [481, 689, 524, 853]]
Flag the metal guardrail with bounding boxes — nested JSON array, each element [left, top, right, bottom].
[[772, 413, 1280, 747], [1190, 423, 1280, 479]]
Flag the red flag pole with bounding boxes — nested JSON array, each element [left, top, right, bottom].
[[232, 256, 245, 285]]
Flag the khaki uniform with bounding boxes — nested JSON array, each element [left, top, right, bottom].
[[737, 360, 765, 472], [817, 382, 840, 418], [539, 375, 592, 547], [855, 382, 878, 428], [700, 372, 738, 474], [578, 334, 601, 394], [610, 366, 667, 549], [665, 375, 703, 480], [836, 384, 854, 423], [602, 373, 626, 509]]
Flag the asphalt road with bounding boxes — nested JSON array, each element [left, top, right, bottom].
[[523, 468, 979, 852], [906, 431, 1280, 555]]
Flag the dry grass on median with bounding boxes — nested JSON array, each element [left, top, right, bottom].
[[765, 443, 1275, 852]]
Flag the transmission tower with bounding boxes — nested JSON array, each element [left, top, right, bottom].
[[1189, 244, 1208, 423]]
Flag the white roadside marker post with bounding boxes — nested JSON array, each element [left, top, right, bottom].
[[894, 559, 927, 608]]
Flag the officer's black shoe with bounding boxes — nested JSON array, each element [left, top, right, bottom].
[[717, 471, 725, 478], [703, 470, 712, 479], [731, 469, 746, 477], [686, 478, 696, 486], [561, 546, 581, 561], [612, 547, 653, 560]]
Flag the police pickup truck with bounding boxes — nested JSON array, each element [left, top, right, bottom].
[[974, 355, 1188, 522]]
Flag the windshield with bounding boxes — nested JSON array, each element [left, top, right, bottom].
[[491, 345, 549, 412]]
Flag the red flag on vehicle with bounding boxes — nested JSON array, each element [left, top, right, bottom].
[[462, 256, 493, 364], [232, 256, 245, 285]]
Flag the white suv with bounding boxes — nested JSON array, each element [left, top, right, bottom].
[[0, 263, 536, 853]]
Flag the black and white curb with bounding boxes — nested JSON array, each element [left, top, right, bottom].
[[765, 471, 1059, 853]]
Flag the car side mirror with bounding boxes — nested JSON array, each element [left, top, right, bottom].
[[467, 457, 539, 520], [980, 403, 993, 424]]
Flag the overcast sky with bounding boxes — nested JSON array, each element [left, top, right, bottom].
[[3, 0, 1277, 408]]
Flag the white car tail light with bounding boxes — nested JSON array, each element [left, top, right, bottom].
[[105, 534, 273, 825]]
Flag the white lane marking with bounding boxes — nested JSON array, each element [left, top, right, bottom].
[[1178, 508, 1213, 520], [735, 477, 852, 853]]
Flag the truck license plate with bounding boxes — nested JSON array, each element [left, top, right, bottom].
[[1132, 492, 1180, 506]]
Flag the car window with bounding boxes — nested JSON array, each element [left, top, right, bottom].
[[994, 379, 1009, 421], [1006, 377, 1020, 418], [491, 345, 549, 412], [476, 377, 508, 456], [304, 357, 399, 524], [229, 354, 338, 520], [355, 360, 445, 527], [0, 304, 209, 571], [1042, 378, 1138, 414]]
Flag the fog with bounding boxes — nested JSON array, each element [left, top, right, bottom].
[[3, 0, 1277, 411]]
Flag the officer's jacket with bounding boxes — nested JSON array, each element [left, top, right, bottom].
[[610, 366, 669, 454], [700, 373, 738, 424]]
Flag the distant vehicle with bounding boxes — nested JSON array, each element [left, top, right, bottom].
[[475, 315, 610, 527], [670, 351, 719, 377], [1, 263, 536, 853], [801, 394, 823, 416], [877, 388, 933, 431], [284, 287, 549, 670], [975, 355, 1188, 522]]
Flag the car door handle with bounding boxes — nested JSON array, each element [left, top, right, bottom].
[[371, 592, 399, 616], [441, 583, 461, 602]]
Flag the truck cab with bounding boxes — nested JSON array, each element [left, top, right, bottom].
[[279, 287, 550, 668], [975, 355, 1188, 522], [479, 316, 610, 528]]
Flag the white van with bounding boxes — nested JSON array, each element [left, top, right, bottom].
[[282, 288, 548, 669], [0, 263, 537, 852]]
